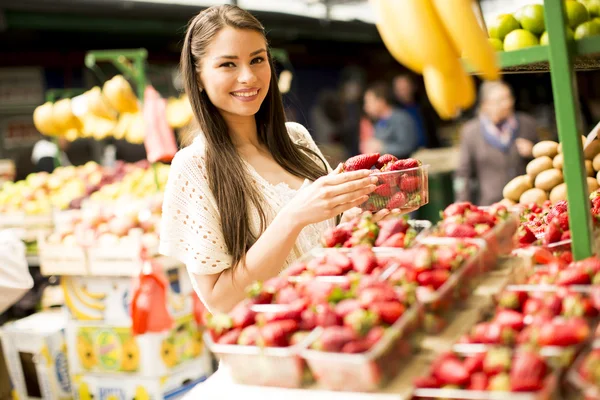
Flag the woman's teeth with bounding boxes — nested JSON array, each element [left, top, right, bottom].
[[232, 90, 258, 97]]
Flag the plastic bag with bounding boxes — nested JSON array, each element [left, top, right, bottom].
[[0, 230, 34, 314], [143, 85, 178, 163]]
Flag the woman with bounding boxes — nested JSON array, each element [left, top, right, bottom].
[[456, 80, 538, 206], [159, 5, 378, 314]]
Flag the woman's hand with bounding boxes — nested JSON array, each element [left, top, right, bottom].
[[341, 208, 391, 223], [281, 167, 378, 229]]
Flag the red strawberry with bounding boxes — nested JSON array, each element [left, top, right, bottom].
[[315, 303, 341, 327], [321, 227, 351, 248], [387, 158, 420, 171], [470, 322, 515, 345], [257, 298, 308, 323], [416, 270, 450, 289], [230, 302, 256, 329], [326, 252, 353, 273], [262, 276, 289, 294], [217, 327, 242, 345], [557, 212, 569, 231], [311, 326, 357, 352], [546, 200, 568, 224], [543, 221, 562, 245], [561, 230, 571, 241], [536, 317, 590, 346], [313, 264, 343, 276], [493, 309, 525, 331], [443, 224, 477, 238], [433, 245, 463, 271], [378, 232, 406, 247], [369, 301, 405, 325], [400, 175, 421, 193], [432, 357, 470, 386], [238, 325, 261, 346], [464, 352, 485, 374], [510, 351, 547, 392], [533, 247, 557, 265], [376, 154, 398, 169], [556, 268, 591, 286], [351, 245, 378, 274], [523, 297, 544, 315], [517, 225, 537, 246], [468, 372, 489, 391], [358, 286, 397, 307], [344, 309, 379, 336], [289, 331, 311, 346], [299, 308, 317, 331], [579, 256, 600, 275], [343, 153, 380, 171], [386, 192, 407, 209], [207, 313, 233, 339], [442, 202, 476, 218], [497, 290, 528, 310], [364, 325, 385, 347], [375, 218, 410, 246], [559, 251, 573, 265], [334, 299, 362, 319], [483, 347, 512, 376], [275, 286, 301, 304], [413, 376, 441, 389], [465, 211, 495, 227], [374, 182, 392, 197], [341, 339, 371, 353], [281, 262, 308, 277], [261, 319, 298, 347]]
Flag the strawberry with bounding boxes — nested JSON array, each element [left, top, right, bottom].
[[261, 319, 298, 347], [464, 352, 485, 374], [432, 357, 470, 386], [334, 299, 362, 319], [313, 264, 343, 276], [326, 252, 353, 273], [493, 309, 525, 331], [299, 308, 317, 331], [377, 232, 406, 247], [488, 372, 511, 391], [523, 297, 544, 315], [262, 276, 289, 294], [468, 372, 489, 391], [559, 251, 573, 265], [465, 211, 495, 227], [413, 376, 441, 389], [257, 298, 308, 324], [433, 246, 463, 271], [289, 331, 311, 346], [556, 268, 591, 286], [344, 309, 379, 336], [376, 154, 398, 169], [533, 247, 557, 265], [579, 256, 600, 275], [517, 225, 537, 246], [443, 223, 477, 238], [375, 217, 410, 246], [471, 322, 515, 345], [557, 212, 569, 231], [537, 317, 590, 346], [442, 202, 475, 218], [315, 303, 341, 327], [497, 290, 528, 310], [484, 347, 512, 376], [364, 325, 385, 347], [351, 245, 378, 274], [561, 230, 571, 241], [416, 270, 450, 289], [345, 215, 380, 247], [400, 175, 421, 193], [311, 326, 357, 352], [246, 281, 273, 304], [341, 339, 371, 353], [238, 325, 261, 346], [216, 327, 242, 345], [546, 200, 568, 224], [386, 191, 407, 209], [343, 153, 380, 171], [387, 158, 420, 171], [543, 220, 562, 245], [229, 301, 256, 329], [563, 293, 597, 318], [207, 313, 233, 339], [369, 301, 405, 325], [510, 351, 547, 392], [321, 227, 351, 248], [275, 286, 301, 304], [281, 262, 308, 277], [374, 182, 392, 197], [358, 286, 397, 306]]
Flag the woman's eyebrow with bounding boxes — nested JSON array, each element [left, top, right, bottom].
[[214, 48, 266, 60]]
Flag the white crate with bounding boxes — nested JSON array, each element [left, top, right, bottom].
[[38, 234, 88, 276], [88, 241, 181, 276]]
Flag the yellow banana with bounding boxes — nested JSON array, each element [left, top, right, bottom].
[[33, 102, 60, 136], [386, 0, 461, 75], [67, 277, 106, 311], [370, 0, 424, 73], [52, 98, 83, 134], [61, 278, 103, 321], [431, 0, 500, 80], [423, 67, 459, 120]]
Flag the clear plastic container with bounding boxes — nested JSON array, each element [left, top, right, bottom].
[[301, 302, 423, 392], [567, 345, 600, 400], [412, 348, 559, 400], [360, 165, 429, 214], [203, 321, 319, 388]]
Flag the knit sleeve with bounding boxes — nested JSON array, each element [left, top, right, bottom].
[[286, 121, 332, 172], [158, 145, 233, 275]]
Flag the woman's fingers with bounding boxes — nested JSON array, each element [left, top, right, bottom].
[[331, 196, 369, 216], [329, 185, 375, 208], [372, 209, 391, 222], [326, 175, 378, 197], [323, 169, 372, 185]]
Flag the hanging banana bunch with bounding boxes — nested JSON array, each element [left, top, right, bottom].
[[166, 94, 194, 129], [103, 75, 140, 113], [370, 0, 499, 119], [33, 102, 61, 136]]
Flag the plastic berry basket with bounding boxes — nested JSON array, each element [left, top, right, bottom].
[[411, 348, 559, 400], [203, 322, 318, 388], [567, 345, 600, 400], [360, 165, 429, 214], [300, 302, 423, 392]]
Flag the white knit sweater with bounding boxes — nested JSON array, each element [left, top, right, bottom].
[[158, 122, 335, 275]]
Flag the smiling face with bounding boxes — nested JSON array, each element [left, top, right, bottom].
[[199, 26, 271, 123]]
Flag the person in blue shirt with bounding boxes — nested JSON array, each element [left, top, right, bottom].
[[363, 81, 419, 159]]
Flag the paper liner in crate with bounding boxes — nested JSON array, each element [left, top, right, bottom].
[[301, 303, 422, 392], [411, 347, 559, 400], [360, 165, 429, 214]]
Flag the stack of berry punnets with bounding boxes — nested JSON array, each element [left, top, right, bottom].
[[203, 271, 419, 389], [412, 348, 558, 397], [429, 202, 519, 256], [568, 346, 600, 399], [340, 153, 429, 214], [385, 237, 488, 333], [458, 286, 595, 367], [321, 211, 431, 249], [520, 253, 600, 287]]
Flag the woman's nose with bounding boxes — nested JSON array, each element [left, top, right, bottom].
[[238, 65, 257, 85]]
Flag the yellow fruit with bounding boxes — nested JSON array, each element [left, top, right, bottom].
[[85, 86, 117, 120], [516, 4, 546, 35], [77, 334, 97, 370], [566, 0, 590, 28], [160, 338, 178, 368], [431, 0, 499, 80], [370, 0, 424, 73], [504, 29, 540, 51], [488, 14, 520, 41], [134, 386, 151, 400], [33, 102, 60, 136], [386, 0, 461, 75], [52, 98, 82, 136], [574, 20, 600, 39], [103, 75, 139, 114], [120, 337, 140, 372], [580, 0, 600, 18], [125, 112, 145, 144], [540, 27, 575, 44], [191, 330, 204, 357], [489, 38, 504, 51], [423, 67, 459, 120], [78, 383, 93, 400]]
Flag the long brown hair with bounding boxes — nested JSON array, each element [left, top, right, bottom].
[[181, 5, 328, 269]]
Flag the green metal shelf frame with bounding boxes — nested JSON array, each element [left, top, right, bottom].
[[495, 0, 599, 260]]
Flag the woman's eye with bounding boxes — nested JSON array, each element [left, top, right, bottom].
[[251, 57, 265, 64], [220, 62, 235, 68]]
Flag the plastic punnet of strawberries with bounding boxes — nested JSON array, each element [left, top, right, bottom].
[[457, 287, 595, 359], [321, 212, 420, 249], [412, 348, 553, 395], [340, 153, 428, 214], [573, 348, 600, 396], [525, 254, 600, 287], [437, 201, 511, 239]]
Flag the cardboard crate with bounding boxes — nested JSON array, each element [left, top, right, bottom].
[[38, 234, 88, 276]]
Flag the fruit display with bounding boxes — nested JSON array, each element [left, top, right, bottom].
[[412, 348, 556, 396], [321, 212, 429, 248], [503, 138, 600, 206], [488, 1, 600, 52], [33, 74, 193, 144], [340, 153, 429, 214], [568, 346, 600, 399], [371, 0, 498, 119]]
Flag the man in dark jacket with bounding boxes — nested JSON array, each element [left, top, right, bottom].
[[363, 81, 419, 159], [456, 81, 538, 206]]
